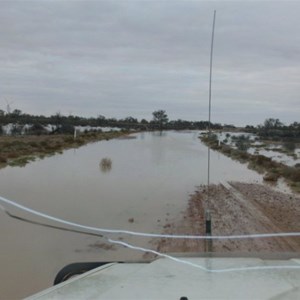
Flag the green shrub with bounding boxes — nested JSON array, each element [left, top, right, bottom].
[[235, 135, 251, 151]]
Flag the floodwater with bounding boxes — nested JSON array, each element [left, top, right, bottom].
[[248, 147, 300, 167], [217, 132, 300, 167], [0, 131, 263, 298]]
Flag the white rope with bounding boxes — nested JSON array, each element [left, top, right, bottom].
[[108, 238, 300, 273], [1, 195, 300, 240], [1, 195, 300, 273]]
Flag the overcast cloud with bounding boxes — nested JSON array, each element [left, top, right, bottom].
[[0, 0, 299, 126]]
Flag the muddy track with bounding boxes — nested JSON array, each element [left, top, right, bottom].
[[153, 182, 300, 254]]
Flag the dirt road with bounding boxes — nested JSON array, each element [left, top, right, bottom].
[[152, 182, 300, 254]]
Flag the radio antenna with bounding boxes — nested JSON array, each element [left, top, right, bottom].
[[205, 10, 216, 252], [207, 9, 216, 206]]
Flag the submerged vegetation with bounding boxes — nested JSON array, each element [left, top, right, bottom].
[[99, 157, 112, 173], [201, 133, 300, 193]]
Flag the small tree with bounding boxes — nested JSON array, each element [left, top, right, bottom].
[[97, 115, 106, 126], [152, 110, 168, 131], [263, 118, 283, 130], [11, 109, 22, 117]]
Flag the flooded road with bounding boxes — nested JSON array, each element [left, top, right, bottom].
[[0, 131, 263, 298]]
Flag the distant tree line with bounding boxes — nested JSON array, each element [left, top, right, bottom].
[[1, 109, 298, 140], [0, 109, 223, 135], [245, 118, 300, 142]]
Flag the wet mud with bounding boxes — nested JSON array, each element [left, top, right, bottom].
[[153, 182, 300, 254]]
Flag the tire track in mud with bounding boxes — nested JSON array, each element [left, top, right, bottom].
[[228, 182, 300, 251], [224, 182, 299, 252], [152, 182, 300, 254]]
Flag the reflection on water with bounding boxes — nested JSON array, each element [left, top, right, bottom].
[[0, 131, 264, 298]]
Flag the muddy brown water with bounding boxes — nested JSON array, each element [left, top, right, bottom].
[[0, 131, 264, 298]]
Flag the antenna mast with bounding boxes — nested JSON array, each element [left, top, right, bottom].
[[205, 10, 216, 252], [208, 10, 216, 133], [207, 10, 216, 206]]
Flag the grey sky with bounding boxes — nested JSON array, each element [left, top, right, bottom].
[[0, 0, 299, 126]]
